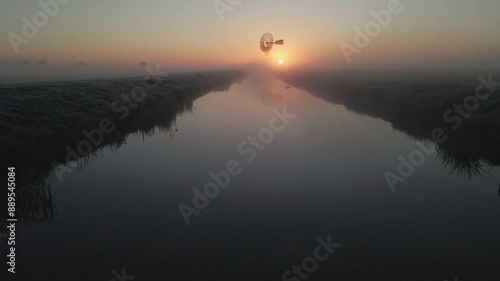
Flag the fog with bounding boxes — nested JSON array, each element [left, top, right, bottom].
[[0, 63, 232, 85]]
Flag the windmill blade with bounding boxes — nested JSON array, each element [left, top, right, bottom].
[[260, 32, 284, 53], [260, 32, 274, 53]]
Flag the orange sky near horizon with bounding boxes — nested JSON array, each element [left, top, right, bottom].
[[1, 0, 499, 70]]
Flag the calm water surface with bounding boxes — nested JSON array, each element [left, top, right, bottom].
[[12, 76, 500, 281]]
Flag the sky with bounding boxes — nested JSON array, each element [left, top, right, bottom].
[[1, 0, 499, 70]]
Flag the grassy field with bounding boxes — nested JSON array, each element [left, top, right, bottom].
[[0, 70, 243, 227], [277, 70, 500, 177]]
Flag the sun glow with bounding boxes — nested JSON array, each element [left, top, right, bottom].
[[278, 59, 284, 64]]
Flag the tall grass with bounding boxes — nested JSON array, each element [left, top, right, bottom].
[[278, 70, 500, 178], [0, 70, 243, 229]]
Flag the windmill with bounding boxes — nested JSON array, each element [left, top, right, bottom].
[[260, 32, 284, 54]]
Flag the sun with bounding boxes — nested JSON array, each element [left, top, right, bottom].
[[278, 59, 284, 65]]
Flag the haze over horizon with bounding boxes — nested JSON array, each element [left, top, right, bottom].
[[3, 2, 500, 280], [1, 0, 499, 71]]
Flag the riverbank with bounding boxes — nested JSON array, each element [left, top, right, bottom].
[[0, 69, 243, 227], [277, 69, 500, 176]]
